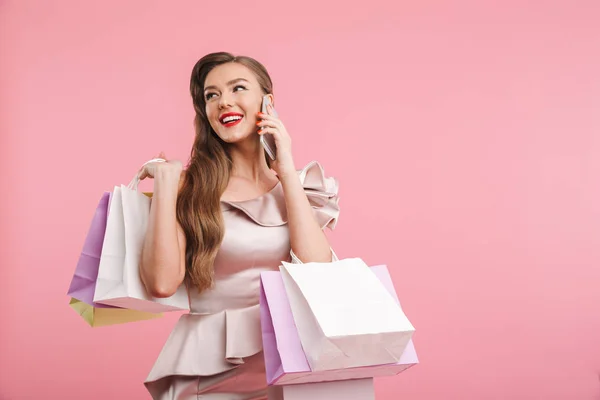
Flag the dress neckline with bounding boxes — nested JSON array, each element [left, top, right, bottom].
[[220, 181, 281, 204], [216, 160, 340, 229]]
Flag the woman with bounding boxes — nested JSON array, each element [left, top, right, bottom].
[[138, 52, 340, 399]]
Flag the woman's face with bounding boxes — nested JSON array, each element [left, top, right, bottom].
[[203, 62, 270, 144]]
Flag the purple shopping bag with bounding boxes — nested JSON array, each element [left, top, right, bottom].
[[67, 192, 111, 304], [260, 265, 418, 386], [67, 192, 161, 327]]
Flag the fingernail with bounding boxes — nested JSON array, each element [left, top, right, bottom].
[[256, 121, 261, 126]]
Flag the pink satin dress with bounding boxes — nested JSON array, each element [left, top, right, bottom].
[[144, 161, 340, 400]]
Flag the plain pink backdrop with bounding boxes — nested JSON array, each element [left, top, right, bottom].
[[1, 0, 600, 399]]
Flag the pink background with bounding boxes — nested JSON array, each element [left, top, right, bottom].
[[1, 0, 600, 399]]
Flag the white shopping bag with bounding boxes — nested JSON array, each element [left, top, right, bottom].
[[279, 258, 414, 372], [93, 159, 189, 313]]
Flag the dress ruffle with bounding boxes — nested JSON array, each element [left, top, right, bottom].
[[221, 161, 340, 230], [298, 160, 340, 230], [144, 305, 262, 395]]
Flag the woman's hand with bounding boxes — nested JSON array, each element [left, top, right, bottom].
[[138, 152, 183, 181], [256, 104, 296, 178]]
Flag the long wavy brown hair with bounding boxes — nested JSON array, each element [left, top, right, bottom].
[[177, 52, 274, 293]]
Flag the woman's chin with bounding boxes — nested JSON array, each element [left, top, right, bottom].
[[218, 130, 258, 145]]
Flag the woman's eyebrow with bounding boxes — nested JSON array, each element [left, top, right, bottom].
[[204, 78, 250, 92]]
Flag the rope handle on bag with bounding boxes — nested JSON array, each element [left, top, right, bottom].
[[127, 158, 166, 190]]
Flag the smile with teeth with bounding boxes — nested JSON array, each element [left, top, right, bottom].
[[223, 116, 242, 123], [220, 114, 244, 127]]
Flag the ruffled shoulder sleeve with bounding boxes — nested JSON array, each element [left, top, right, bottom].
[[298, 160, 340, 230]]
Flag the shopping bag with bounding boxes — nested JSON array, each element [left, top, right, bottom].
[[267, 378, 374, 400], [261, 264, 418, 384], [93, 161, 189, 312], [67, 192, 162, 326], [278, 258, 415, 372], [69, 298, 161, 327]]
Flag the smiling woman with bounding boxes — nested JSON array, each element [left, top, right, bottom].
[[137, 52, 341, 399]]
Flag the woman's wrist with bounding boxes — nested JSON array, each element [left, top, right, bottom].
[[154, 167, 182, 198], [275, 156, 297, 181]]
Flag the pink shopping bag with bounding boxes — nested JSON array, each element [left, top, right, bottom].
[[260, 264, 418, 385], [267, 378, 375, 400]]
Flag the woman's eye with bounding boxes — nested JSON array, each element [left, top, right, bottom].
[[205, 93, 216, 101], [233, 85, 246, 92]]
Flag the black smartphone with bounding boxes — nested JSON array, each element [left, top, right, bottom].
[[260, 95, 278, 161]]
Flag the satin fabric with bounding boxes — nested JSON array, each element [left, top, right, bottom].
[[144, 161, 340, 399]]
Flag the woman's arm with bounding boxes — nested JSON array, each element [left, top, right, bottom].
[[257, 105, 335, 263], [139, 161, 187, 298], [279, 169, 333, 263]]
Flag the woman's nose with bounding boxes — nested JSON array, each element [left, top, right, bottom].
[[218, 94, 232, 109]]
